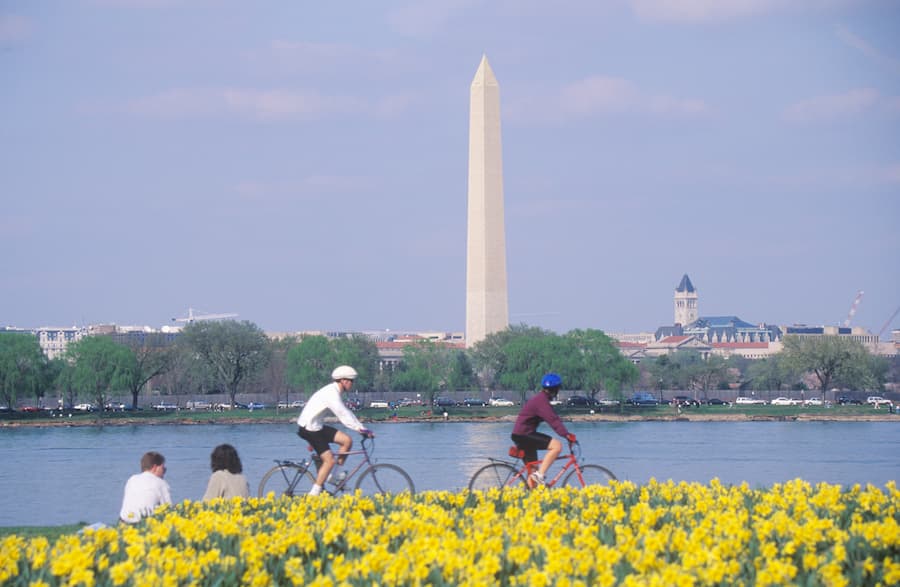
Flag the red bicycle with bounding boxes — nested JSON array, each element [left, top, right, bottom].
[[468, 440, 616, 491]]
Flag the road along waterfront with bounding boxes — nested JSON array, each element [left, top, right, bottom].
[[0, 419, 897, 527]]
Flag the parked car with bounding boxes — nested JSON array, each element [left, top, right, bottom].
[[803, 398, 825, 406], [489, 397, 515, 407], [369, 401, 390, 408], [629, 392, 659, 406], [771, 397, 800, 406], [837, 396, 863, 405], [246, 402, 267, 410], [671, 395, 700, 407], [706, 398, 728, 406], [463, 398, 487, 407], [397, 397, 422, 407], [596, 398, 621, 406], [153, 402, 178, 411], [866, 396, 892, 407], [186, 400, 213, 410], [735, 397, 767, 405], [74, 403, 96, 412], [434, 397, 456, 408], [566, 395, 597, 407], [344, 398, 362, 411]]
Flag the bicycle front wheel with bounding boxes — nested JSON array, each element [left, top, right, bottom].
[[468, 463, 520, 491], [562, 464, 617, 488], [258, 464, 316, 498], [354, 464, 415, 495]]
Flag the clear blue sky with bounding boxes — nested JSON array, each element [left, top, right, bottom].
[[2, 1, 898, 338]]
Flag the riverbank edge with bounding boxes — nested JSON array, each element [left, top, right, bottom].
[[2, 412, 898, 427]]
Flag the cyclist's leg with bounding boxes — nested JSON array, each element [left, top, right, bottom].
[[332, 429, 353, 466], [299, 425, 338, 494], [512, 433, 549, 486], [539, 437, 562, 479]]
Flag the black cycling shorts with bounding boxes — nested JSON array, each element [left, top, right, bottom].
[[298, 425, 339, 456], [511, 432, 551, 464]]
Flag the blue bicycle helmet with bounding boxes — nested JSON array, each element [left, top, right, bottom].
[[541, 372, 562, 389]]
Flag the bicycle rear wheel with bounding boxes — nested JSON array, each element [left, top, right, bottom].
[[562, 464, 616, 488], [468, 463, 520, 491], [258, 464, 316, 498], [354, 464, 415, 495]]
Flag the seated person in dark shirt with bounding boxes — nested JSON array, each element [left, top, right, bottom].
[[510, 372, 576, 486]]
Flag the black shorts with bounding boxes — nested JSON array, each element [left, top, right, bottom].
[[511, 432, 551, 464], [298, 425, 339, 456]]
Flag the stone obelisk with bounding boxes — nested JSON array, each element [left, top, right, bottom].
[[466, 55, 509, 347]]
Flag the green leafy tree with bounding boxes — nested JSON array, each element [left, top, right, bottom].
[[445, 350, 478, 392], [285, 335, 336, 395], [564, 329, 638, 400], [469, 324, 548, 390], [690, 354, 729, 396], [0, 332, 47, 408], [261, 336, 296, 406], [331, 335, 380, 392], [179, 321, 271, 407], [393, 340, 450, 402], [781, 335, 880, 399], [745, 355, 795, 393], [65, 335, 133, 411], [120, 333, 175, 409]]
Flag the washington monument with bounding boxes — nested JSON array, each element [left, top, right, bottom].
[[466, 55, 509, 347]]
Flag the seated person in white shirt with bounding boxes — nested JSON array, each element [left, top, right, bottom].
[[119, 451, 172, 524]]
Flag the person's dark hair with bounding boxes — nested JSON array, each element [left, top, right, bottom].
[[210, 444, 243, 474], [140, 451, 165, 471]]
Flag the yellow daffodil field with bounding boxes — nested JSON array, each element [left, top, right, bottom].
[[2, 479, 898, 586]]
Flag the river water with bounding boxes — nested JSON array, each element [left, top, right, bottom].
[[0, 420, 897, 527]]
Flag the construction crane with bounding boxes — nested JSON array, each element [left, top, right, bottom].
[[172, 308, 238, 324], [877, 305, 900, 340], [842, 290, 864, 328]]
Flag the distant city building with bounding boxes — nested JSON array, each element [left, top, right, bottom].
[[673, 274, 698, 326], [782, 324, 878, 345], [35, 326, 87, 360]]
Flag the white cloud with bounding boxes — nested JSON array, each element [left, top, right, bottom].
[[629, 0, 785, 23], [558, 76, 708, 118], [0, 14, 31, 43], [386, 0, 479, 37], [125, 87, 414, 121], [783, 88, 880, 123], [836, 25, 900, 74]]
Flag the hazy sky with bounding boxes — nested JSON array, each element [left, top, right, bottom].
[[2, 0, 898, 338]]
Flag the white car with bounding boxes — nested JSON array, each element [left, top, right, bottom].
[[771, 397, 800, 406], [369, 401, 390, 408], [73, 403, 95, 412], [866, 396, 892, 407], [735, 397, 767, 405], [489, 397, 515, 407], [803, 398, 825, 406]]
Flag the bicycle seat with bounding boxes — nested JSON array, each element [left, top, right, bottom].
[[508, 446, 526, 459]]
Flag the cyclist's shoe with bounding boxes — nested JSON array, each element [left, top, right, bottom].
[[528, 472, 545, 487]]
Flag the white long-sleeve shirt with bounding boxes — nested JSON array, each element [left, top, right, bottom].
[[297, 381, 365, 432], [119, 471, 171, 524]]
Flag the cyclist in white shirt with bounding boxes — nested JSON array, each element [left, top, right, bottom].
[[297, 365, 373, 496]]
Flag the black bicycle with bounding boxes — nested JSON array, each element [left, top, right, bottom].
[[258, 434, 414, 497]]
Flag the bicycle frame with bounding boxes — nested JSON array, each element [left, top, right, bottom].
[[497, 441, 585, 488], [273, 437, 376, 494]]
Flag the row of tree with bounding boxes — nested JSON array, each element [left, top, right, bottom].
[[0, 321, 893, 411]]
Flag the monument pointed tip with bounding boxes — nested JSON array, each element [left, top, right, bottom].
[[472, 55, 497, 85]]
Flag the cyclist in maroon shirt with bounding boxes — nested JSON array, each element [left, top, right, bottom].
[[511, 372, 577, 486]]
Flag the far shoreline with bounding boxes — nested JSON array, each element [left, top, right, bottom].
[[2, 411, 898, 428]]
